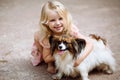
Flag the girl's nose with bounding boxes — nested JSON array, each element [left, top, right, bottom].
[[56, 20, 60, 25]]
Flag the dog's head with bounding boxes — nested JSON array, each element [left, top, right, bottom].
[[49, 35, 86, 58]]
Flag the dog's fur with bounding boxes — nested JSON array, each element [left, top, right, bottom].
[[49, 34, 116, 80]]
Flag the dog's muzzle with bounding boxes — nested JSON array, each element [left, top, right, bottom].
[[58, 42, 67, 51]]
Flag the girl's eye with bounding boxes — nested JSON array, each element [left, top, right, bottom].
[[50, 19, 55, 22], [59, 17, 63, 20]]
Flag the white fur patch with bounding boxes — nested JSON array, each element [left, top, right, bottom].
[[58, 42, 66, 50]]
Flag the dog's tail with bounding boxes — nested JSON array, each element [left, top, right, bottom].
[[89, 34, 107, 46]]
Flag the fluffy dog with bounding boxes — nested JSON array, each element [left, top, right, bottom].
[[49, 34, 116, 80]]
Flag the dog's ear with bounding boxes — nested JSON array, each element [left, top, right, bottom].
[[49, 36, 53, 45], [71, 38, 86, 58], [75, 38, 86, 53], [71, 39, 79, 58], [49, 36, 56, 55]]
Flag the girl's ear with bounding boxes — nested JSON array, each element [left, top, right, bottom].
[[49, 36, 56, 55]]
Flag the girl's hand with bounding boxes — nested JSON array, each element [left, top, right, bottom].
[[74, 59, 80, 67]]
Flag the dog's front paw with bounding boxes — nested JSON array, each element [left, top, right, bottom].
[[52, 75, 60, 80], [52, 73, 62, 80], [82, 78, 90, 80], [104, 69, 113, 74]]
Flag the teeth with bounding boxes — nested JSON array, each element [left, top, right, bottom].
[[55, 27, 61, 30]]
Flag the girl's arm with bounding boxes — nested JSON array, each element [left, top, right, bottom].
[[71, 24, 93, 67], [34, 31, 54, 63], [74, 34, 93, 67], [43, 48, 55, 63]]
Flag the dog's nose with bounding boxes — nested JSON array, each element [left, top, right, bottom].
[[58, 45, 62, 50], [58, 42, 66, 50]]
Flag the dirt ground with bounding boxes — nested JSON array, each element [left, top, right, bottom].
[[0, 0, 120, 80]]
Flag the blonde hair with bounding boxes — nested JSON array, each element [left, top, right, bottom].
[[39, 1, 73, 39]]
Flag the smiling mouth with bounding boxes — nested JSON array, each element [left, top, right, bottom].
[[54, 26, 62, 30]]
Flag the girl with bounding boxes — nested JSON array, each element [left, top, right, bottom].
[[31, 1, 93, 73]]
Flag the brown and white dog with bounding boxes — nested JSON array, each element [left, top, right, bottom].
[[49, 34, 116, 80]]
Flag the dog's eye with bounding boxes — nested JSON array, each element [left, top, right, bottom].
[[63, 41, 68, 45], [57, 41, 61, 44]]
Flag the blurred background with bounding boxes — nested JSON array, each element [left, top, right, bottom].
[[0, 0, 120, 80]]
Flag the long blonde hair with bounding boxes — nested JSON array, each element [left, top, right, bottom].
[[39, 1, 73, 40]]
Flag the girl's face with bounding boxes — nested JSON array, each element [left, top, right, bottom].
[[47, 10, 64, 34]]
